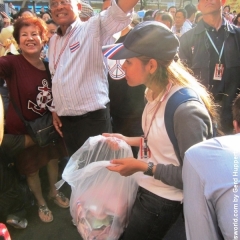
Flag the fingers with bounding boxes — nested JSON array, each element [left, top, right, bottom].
[[53, 122, 63, 137], [110, 159, 123, 164], [102, 133, 111, 137]]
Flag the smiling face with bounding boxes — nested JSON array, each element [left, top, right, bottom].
[[121, 57, 150, 87], [50, 0, 80, 28], [19, 24, 43, 56]]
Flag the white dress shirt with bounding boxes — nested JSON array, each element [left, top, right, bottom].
[[48, 0, 132, 116]]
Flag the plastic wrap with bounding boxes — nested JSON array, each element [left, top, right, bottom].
[[62, 135, 138, 240]]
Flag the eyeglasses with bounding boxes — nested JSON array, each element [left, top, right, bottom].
[[50, 0, 71, 9]]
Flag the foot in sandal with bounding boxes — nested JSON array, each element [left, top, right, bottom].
[[48, 192, 69, 208], [38, 205, 53, 223]]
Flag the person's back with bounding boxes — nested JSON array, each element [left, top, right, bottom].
[[183, 92, 240, 239], [183, 134, 240, 240]]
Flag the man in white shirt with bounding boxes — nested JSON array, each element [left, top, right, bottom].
[[182, 3, 197, 31], [183, 93, 240, 240], [48, 0, 138, 156], [171, 9, 188, 37]]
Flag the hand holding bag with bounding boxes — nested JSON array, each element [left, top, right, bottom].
[[62, 136, 138, 240]]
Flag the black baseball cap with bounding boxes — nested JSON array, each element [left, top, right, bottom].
[[103, 21, 179, 62]]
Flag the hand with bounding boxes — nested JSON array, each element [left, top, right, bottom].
[[103, 133, 127, 150], [52, 112, 63, 137], [107, 158, 147, 176], [0, 12, 11, 28], [102, 133, 125, 141]]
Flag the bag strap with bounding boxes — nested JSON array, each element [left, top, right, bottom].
[[11, 97, 27, 126], [164, 88, 202, 164], [10, 60, 50, 125]]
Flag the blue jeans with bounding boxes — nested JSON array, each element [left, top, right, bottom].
[[121, 187, 182, 240]]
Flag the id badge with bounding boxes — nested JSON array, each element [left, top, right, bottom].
[[140, 137, 151, 159], [213, 63, 224, 80]]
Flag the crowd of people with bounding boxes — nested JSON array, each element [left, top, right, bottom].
[[0, 0, 240, 239]]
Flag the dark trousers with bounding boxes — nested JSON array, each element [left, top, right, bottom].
[[121, 187, 182, 240], [60, 104, 112, 157], [111, 116, 143, 158]]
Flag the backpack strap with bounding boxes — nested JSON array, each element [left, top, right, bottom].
[[164, 88, 202, 164]]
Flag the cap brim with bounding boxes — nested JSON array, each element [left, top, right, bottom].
[[102, 43, 141, 60]]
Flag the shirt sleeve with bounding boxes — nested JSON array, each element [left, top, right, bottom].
[[94, 0, 132, 45], [154, 101, 212, 189], [0, 56, 12, 79]]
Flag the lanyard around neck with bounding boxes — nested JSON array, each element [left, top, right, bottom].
[[144, 82, 173, 139], [53, 27, 77, 71], [205, 30, 225, 64]]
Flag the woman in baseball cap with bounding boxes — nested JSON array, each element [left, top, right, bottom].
[[103, 21, 218, 239]]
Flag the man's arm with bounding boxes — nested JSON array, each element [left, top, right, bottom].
[[117, 0, 139, 13]]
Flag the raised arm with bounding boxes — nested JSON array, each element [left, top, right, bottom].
[[117, 0, 139, 13]]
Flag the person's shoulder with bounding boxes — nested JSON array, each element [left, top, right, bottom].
[[186, 134, 239, 155]]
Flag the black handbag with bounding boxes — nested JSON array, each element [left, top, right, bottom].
[[25, 112, 60, 147], [11, 99, 60, 148]]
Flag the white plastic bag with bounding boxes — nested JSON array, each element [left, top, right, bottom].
[[62, 135, 138, 240]]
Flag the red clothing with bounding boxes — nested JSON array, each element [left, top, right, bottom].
[[0, 54, 52, 134], [0, 54, 66, 175]]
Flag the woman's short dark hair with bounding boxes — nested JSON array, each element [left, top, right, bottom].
[[13, 16, 48, 44]]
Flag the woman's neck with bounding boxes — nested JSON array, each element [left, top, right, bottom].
[[22, 52, 44, 70]]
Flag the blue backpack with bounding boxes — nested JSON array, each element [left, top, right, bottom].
[[164, 87, 203, 164]]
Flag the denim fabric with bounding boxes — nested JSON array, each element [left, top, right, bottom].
[[121, 187, 182, 240]]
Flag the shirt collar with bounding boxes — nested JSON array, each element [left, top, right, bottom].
[[56, 18, 82, 36], [195, 17, 236, 34]]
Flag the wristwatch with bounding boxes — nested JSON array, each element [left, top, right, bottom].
[[144, 162, 154, 176]]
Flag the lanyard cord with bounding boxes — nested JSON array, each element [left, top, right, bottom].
[[53, 27, 77, 71], [205, 30, 225, 64], [144, 82, 173, 139]]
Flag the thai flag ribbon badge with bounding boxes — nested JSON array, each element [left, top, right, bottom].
[[70, 42, 80, 53]]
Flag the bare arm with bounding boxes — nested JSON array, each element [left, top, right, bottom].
[[117, 0, 139, 13], [102, 133, 141, 146], [107, 158, 157, 176]]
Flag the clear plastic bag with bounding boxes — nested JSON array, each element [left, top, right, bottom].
[[62, 135, 138, 240]]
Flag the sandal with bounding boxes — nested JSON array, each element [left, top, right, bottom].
[[38, 205, 53, 223], [48, 192, 70, 208], [6, 215, 28, 229]]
